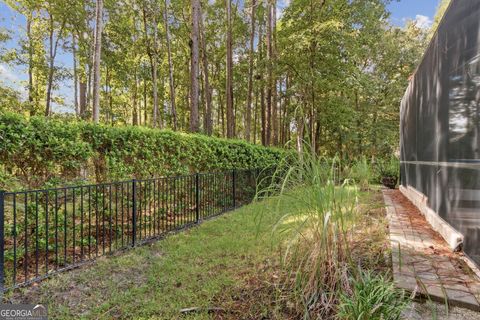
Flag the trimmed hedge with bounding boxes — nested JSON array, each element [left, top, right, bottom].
[[0, 113, 285, 190]]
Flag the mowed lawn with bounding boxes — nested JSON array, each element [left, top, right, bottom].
[[9, 197, 287, 319]]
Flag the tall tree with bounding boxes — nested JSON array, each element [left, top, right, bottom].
[[72, 33, 78, 115], [245, 0, 256, 142], [225, 0, 234, 138], [259, 9, 267, 146], [142, 1, 160, 128], [164, 0, 177, 130], [271, 0, 278, 145], [265, 0, 273, 145], [190, 0, 200, 132], [26, 11, 36, 116], [199, 5, 213, 135], [152, 5, 159, 127], [78, 1, 91, 118], [26, 13, 34, 114], [45, 3, 66, 116], [92, 0, 103, 123]]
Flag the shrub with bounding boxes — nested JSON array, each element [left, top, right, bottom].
[[0, 113, 93, 188], [337, 271, 408, 320], [0, 112, 285, 190], [375, 156, 399, 189]]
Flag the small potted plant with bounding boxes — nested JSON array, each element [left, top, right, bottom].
[[376, 157, 399, 189]]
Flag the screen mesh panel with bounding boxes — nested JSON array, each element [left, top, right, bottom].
[[400, 0, 480, 265]]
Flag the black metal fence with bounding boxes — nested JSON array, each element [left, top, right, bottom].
[[0, 168, 273, 292]]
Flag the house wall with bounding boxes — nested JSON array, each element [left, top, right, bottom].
[[400, 0, 480, 266]]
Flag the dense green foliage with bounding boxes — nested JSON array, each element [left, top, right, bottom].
[[0, 0, 429, 160], [0, 112, 284, 190]]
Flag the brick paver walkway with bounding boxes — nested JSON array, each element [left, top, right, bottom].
[[382, 189, 480, 311]]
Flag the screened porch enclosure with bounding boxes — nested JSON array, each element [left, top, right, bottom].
[[400, 0, 480, 265]]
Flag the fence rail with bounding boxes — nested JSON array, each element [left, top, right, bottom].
[[0, 168, 272, 292]]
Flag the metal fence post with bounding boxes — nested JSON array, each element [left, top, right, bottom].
[[232, 169, 236, 208], [195, 173, 200, 223], [0, 190, 5, 295], [131, 179, 137, 247]]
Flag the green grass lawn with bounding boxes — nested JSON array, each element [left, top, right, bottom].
[[10, 196, 288, 319]]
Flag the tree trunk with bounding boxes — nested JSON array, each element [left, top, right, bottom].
[[73, 33, 79, 115], [199, 6, 213, 135], [245, 0, 256, 142], [87, 61, 92, 112], [219, 88, 225, 137], [79, 2, 90, 118], [133, 70, 139, 125], [253, 85, 259, 144], [142, 4, 160, 128], [190, 0, 200, 132], [164, 0, 177, 130], [259, 16, 267, 146], [310, 107, 316, 156], [200, 67, 205, 128], [92, 0, 104, 123], [143, 79, 148, 125], [315, 117, 321, 155], [355, 90, 362, 155], [45, 14, 64, 116], [107, 66, 113, 125], [27, 15, 35, 115], [265, 1, 273, 145], [152, 9, 159, 128], [79, 81, 87, 117], [278, 77, 283, 145], [283, 74, 290, 145], [45, 15, 54, 116], [104, 65, 109, 123], [296, 116, 304, 154], [271, 0, 278, 145], [225, 0, 234, 138]]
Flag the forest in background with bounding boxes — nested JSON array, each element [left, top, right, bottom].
[[0, 0, 448, 159]]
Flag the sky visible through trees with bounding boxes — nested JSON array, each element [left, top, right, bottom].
[[0, 0, 437, 108], [0, 0, 446, 159]]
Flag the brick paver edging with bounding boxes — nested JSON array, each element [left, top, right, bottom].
[[382, 189, 480, 311]]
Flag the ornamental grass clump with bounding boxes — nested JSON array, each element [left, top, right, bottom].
[[350, 156, 373, 191], [258, 147, 361, 319]]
